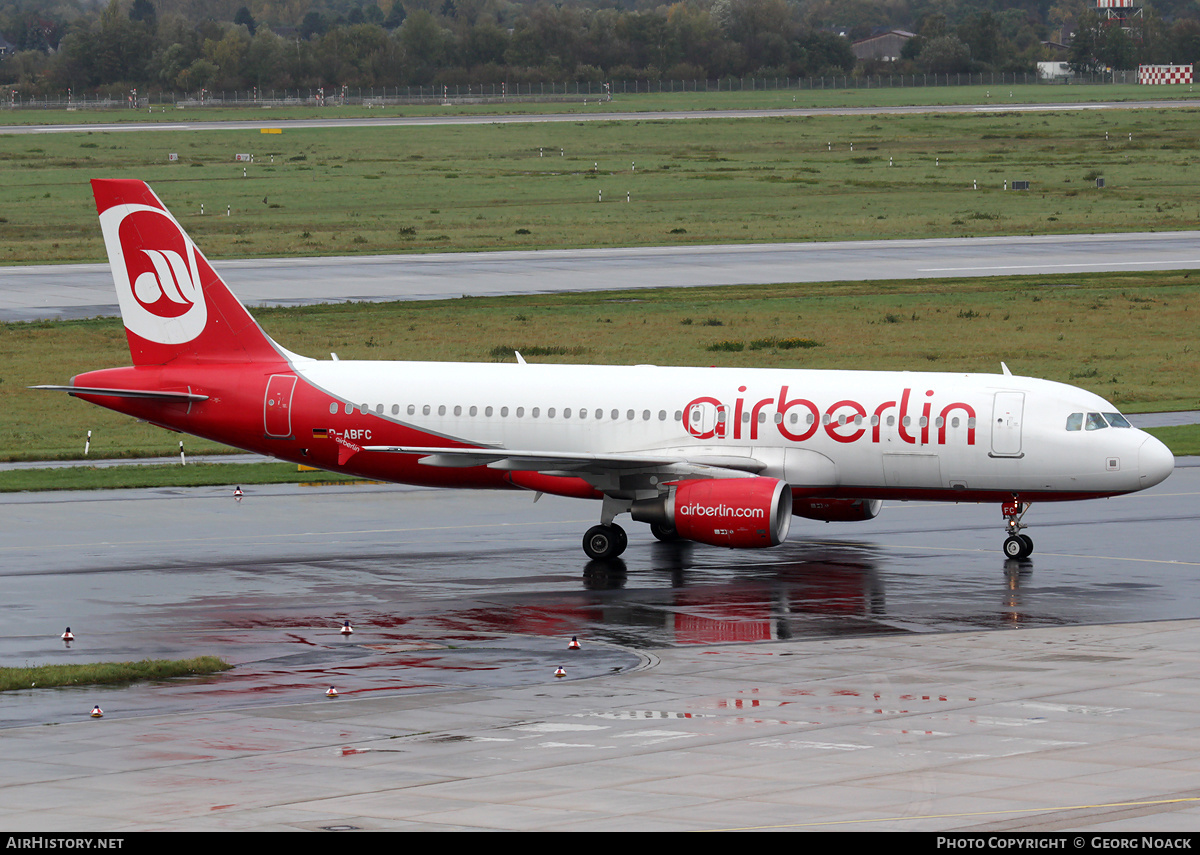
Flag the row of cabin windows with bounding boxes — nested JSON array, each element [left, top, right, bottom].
[[1066, 411, 1132, 431], [331, 402, 680, 422], [327, 401, 974, 431]]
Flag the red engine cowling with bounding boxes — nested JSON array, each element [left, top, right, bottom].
[[792, 497, 883, 522], [633, 478, 792, 548]]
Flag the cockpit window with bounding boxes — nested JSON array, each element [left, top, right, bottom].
[[1066, 413, 1083, 431], [1103, 412, 1132, 428], [1085, 412, 1108, 431]]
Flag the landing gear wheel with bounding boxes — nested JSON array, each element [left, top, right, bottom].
[[1001, 498, 1034, 560], [583, 524, 627, 560], [649, 522, 680, 542], [1004, 535, 1033, 560]]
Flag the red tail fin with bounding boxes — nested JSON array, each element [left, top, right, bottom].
[[92, 179, 283, 366]]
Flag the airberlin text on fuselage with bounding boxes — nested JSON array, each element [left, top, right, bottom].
[[683, 385, 978, 446]]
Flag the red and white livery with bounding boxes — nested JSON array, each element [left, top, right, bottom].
[[37, 180, 1175, 561], [1138, 64, 1194, 85]]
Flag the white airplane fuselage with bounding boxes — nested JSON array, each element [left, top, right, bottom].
[[39, 179, 1176, 561]]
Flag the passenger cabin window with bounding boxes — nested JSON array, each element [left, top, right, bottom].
[[1066, 413, 1083, 431]]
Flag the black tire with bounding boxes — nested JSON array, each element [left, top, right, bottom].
[[1003, 535, 1025, 559], [649, 522, 679, 542], [583, 524, 626, 560], [1019, 534, 1034, 556], [1004, 535, 1032, 560]]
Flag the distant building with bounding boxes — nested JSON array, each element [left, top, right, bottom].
[[852, 30, 916, 63], [1037, 61, 1073, 79], [0, 33, 15, 57]]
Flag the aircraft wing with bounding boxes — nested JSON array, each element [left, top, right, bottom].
[[362, 445, 767, 476]]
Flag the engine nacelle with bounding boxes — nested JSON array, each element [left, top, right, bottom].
[[792, 497, 883, 523], [632, 477, 792, 548]]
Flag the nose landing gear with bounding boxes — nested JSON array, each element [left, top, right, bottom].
[[1002, 498, 1033, 559]]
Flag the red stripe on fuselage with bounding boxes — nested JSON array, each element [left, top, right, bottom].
[[70, 363, 516, 490]]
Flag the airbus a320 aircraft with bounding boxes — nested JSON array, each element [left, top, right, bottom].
[[36, 180, 1175, 561]]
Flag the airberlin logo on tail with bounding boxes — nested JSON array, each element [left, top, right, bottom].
[[99, 204, 208, 345]]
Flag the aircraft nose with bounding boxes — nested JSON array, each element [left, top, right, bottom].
[[1138, 435, 1175, 489]]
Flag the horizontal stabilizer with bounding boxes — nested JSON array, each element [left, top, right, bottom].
[[29, 385, 209, 402]]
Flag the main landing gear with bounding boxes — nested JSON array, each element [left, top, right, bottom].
[[1002, 498, 1034, 560], [583, 523, 627, 560]]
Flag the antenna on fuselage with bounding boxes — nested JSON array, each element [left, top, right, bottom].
[[515, 351, 527, 365], [1001, 362, 1012, 376]]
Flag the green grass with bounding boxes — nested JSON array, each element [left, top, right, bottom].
[[0, 462, 368, 491], [0, 656, 232, 692], [1146, 425, 1200, 457], [4, 104, 1200, 264], [4, 270, 1198, 466]]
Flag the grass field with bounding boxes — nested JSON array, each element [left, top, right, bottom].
[[4, 102, 1200, 264], [1, 94, 1197, 479], [0, 657, 232, 692], [3, 270, 1197, 468]]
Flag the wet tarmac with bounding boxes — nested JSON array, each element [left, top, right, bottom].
[[3, 462, 1198, 730], [4, 463, 1200, 829]]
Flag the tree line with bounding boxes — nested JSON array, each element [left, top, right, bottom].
[[3, 0, 1200, 96]]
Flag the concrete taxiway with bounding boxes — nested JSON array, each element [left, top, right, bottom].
[[5, 232, 1200, 323], [2, 461, 1199, 830]]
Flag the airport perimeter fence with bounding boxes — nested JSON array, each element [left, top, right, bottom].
[[0, 69, 1168, 111]]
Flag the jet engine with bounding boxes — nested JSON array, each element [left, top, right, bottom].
[[792, 497, 883, 522], [631, 477, 792, 548]]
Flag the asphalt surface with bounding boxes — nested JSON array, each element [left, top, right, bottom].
[[5, 231, 1200, 323], [1, 462, 1199, 829], [5, 97, 1200, 136]]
